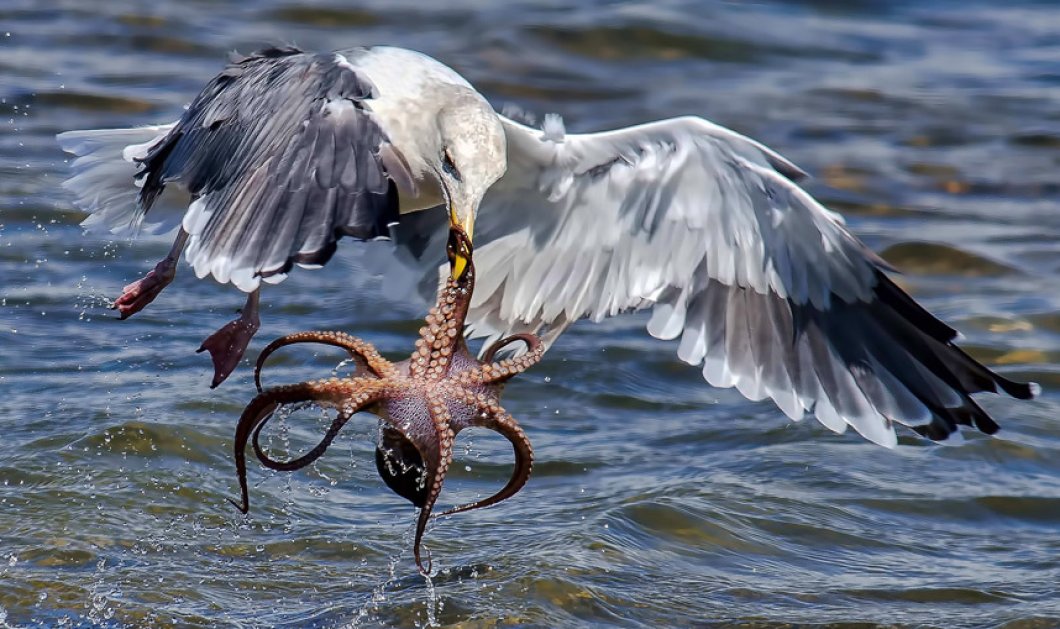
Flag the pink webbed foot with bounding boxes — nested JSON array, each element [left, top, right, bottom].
[[198, 291, 261, 388], [111, 228, 188, 319], [112, 259, 176, 319], [198, 316, 260, 388]]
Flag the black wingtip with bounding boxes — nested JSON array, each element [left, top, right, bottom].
[[766, 153, 810, 182], [997, 377, 1040, 401]]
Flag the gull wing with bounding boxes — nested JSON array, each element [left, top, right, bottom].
[[400, 114, 1036, 446], [134, 46, 402, 291]]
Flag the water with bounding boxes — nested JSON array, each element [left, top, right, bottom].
[[2, 0, 1059, 626]]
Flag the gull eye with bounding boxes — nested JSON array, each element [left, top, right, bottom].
[[441, 148, 461, 181]]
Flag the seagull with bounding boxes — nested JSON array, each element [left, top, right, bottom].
[[57, 44, 1038, 447]]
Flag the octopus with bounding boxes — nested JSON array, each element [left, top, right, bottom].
[[229, 227, 545, 574]]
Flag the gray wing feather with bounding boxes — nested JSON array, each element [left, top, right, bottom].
[[136, 46, 401, 291], [396, 115, 1036, 446]]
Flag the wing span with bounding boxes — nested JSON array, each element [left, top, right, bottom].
[[398, 115, 1036, 446]]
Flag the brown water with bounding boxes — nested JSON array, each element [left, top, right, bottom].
[[1, 1, 1059, 627]]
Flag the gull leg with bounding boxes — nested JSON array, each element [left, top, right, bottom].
[[112, 228, 189, 319], [198, 288, 261, 388]]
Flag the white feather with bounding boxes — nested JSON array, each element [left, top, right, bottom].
[[56, 123, 177, 236], [426, 115, 924, 444]]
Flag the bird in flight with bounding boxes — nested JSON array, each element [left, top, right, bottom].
[[57, 45, 1037, 448]]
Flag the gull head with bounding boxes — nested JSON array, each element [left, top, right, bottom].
[[434, 90, 507, 278]]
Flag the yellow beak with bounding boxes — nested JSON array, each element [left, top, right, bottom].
[[448, 203, 474, 280]]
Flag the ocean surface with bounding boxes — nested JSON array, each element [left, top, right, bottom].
[[1, 1, 1059, 626]]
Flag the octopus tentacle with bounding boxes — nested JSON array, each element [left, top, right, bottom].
[[413, 502, 435, 576], [252, 381, 387, 472], [229, 378, 367, 514], [410, 294, 471, 382], [413, 393, 456, 575], [461, 335, 546, 386], [439, 405, 533, 518], [254, 331, 396, 392], [481, 333, 540, 364], [410, 228, 475, 382]]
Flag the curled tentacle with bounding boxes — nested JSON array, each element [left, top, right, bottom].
[[252, 381, 384, 471], [439, 409, 533, 518], [482, 333, 541, 364], [252, 411, 351, 471], [486, 335, 545, 382], [462, 333, 546, 386], [254, 331, 395, 392], [229, 378, 367, 514]]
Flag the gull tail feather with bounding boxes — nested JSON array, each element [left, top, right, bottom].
[[57, 124, 179, 236]]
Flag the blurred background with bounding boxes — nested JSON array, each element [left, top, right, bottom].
[[1, 0, 1059, 626]]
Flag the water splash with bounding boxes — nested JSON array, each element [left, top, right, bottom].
[[422, 570, 439, 628], [344, 530, 406, 628], [85, 557, 117, 624], [0, 604, 19, 629]]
